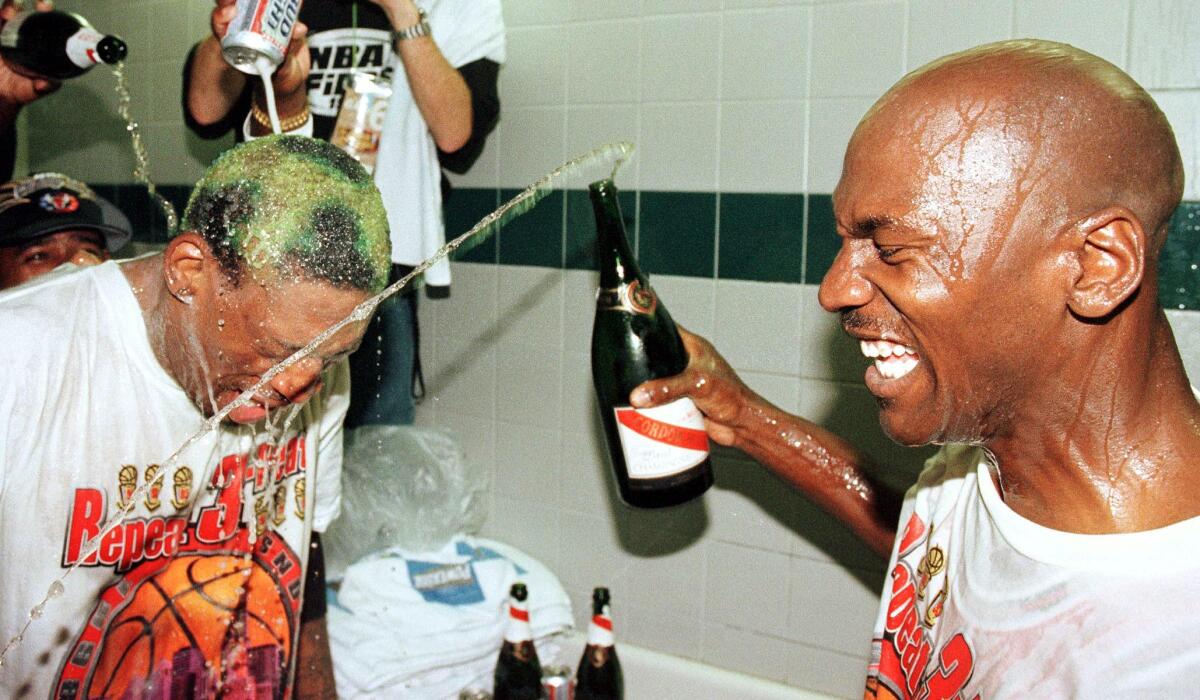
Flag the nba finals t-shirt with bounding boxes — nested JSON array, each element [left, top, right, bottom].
[[0, 262, 347, 698], [865, 443, 1200, 699]]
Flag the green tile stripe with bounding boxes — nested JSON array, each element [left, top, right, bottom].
[[102, 184, 1200, 311]]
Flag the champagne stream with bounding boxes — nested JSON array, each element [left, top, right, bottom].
[[0, 141, 635, 668]]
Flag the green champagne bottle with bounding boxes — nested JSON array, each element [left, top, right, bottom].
[[573, 587, 624, 700], [589, 178, 714, 508]]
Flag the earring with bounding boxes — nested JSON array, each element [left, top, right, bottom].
[[174, 287, 193, 304]]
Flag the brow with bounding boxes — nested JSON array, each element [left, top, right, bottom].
[[847, 215, 900, 238]]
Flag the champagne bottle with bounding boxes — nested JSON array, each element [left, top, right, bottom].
[[574, 587, 624, 700], [0, 9, 127, 80], [589, 178, 714, 508], [494, 583, 546, 700]]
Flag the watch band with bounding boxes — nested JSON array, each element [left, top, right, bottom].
[[392, 8, 430, 42]]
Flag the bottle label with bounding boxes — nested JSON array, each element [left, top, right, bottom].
[[65, 28, 104, 69], [613, 398, 709, 479], [503, 603, 534, 642], [587, 610, 615, 646], [597, 279, 657, 316]]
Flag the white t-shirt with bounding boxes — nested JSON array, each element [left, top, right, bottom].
[[866, 443, 1200, 699], [376, 0, 505, 286], [0, 262, 348, 697]]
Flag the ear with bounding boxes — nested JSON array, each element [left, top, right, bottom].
[[162, 232, 210, 305], [1066, 207, 1145, 319]]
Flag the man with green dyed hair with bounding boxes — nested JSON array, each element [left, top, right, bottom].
[[0, 135, 387, 696]]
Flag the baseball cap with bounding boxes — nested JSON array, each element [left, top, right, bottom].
[[0, 173, 132, 252]]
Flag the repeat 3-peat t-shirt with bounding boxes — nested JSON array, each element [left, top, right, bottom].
[[0, 261, 347, 698], [866, 443, 1200, 699]]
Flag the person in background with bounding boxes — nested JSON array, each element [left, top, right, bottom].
[[0, 172, 131, 289], [183, 0, 504, 428], [0, 0, 59, 180], [632, 40, 1200, 697], [0, 135, 389, 697]]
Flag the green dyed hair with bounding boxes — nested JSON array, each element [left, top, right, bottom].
[[182, 135, 391, 292]]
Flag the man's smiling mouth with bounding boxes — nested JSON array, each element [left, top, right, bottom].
[[860, 339, 920, 380]]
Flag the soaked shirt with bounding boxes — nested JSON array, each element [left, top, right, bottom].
[[865, 443, 1200, 699], [0, 261, 348, 698]]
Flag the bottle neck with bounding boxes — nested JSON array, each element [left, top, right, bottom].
[[586, 604, 615, 647], [590, 180, 641, 290], [503, 600, 534, 643]]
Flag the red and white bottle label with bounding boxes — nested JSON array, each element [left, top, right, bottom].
[[587, 609, 615, 646], [613, 398, 709, 479], [65, 28, 104, 69], [504, 602, 533, 642]]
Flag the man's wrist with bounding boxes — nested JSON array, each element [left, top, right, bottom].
[[383, 0, 424, 33]]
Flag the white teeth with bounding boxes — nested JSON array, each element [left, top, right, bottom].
[[859, 340, 919, 379], [874, 355, 919, 379], [859, 339, 917, 359]]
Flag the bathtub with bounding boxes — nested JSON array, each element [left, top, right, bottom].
[[556, 633, 840, 700]]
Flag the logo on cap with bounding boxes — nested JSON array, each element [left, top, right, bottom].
[[39, 191, 79, 214]]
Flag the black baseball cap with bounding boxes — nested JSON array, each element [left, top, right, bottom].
[[0, 173, 132, 252]]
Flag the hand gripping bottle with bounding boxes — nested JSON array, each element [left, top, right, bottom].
[[589, 178, 714, 508]]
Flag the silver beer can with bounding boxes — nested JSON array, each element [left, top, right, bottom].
[[220, 0, 303, 73], [541, 665, 573, 700]]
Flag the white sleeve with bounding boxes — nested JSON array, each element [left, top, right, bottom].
[[311, 359, 350, 532], [430, 0, 506, 68]]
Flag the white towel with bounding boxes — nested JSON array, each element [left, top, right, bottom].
[[329, 536, 573, 698]]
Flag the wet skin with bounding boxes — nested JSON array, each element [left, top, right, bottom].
[[820, 80, 1068, 448], [819, 59, 1200, 534], [0, 229, 109, 289], [124, 235, 371, 426]]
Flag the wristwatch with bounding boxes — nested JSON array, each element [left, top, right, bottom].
[[392, 7, 430, 42]]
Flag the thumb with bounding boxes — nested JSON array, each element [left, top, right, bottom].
[[630, 374, 690, 409]]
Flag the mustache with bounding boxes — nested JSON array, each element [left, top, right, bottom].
[[841, 310, 887, 334]]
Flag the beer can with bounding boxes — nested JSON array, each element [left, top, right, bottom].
[[220, 0, 303, 73], [541, 665, 573, 700]]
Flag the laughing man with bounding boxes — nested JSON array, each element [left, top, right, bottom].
[[632, 40, 1200, 697]]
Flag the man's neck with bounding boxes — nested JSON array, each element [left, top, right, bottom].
[[121, 255, 192, 391], [985, 312, 1200, 534]]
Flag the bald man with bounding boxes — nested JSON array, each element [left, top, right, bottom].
[[632, 40, 1200, 697]]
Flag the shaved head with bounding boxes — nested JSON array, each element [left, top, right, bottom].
[[855, 39, 1182, 259]]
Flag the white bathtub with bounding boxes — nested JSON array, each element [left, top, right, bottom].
[[556, 633, 840, 700]]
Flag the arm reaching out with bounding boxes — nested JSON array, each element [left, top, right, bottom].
[[184, 0, 247, 128], [630, 327, 901, 557]]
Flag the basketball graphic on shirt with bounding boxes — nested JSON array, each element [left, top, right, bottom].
[[79, 554, 293, 698]]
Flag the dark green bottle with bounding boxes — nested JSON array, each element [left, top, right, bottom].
[[574, 587, 623, 700], [493, 583, 546, 700], [589, 178, 713, 509]]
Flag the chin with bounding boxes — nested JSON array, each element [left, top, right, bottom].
[[877, 405, 941, 448]]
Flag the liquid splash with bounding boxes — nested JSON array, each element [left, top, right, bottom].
[[112, 62, 178, 233], [0, 141, 635, 668]]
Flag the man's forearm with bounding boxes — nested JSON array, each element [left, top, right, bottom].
[[186, 36, 248, 126], [395, 37, 473, 152], [731, 400, 900, 558]]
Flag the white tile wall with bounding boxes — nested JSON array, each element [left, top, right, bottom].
[[19, 1, 1200, 697]]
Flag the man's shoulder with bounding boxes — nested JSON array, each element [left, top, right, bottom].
[[0, 264, 122, 358]]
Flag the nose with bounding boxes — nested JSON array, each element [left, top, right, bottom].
[[68, 247, 104, 268], [269, 357, 324, 405], [818, 239, 874, 312]]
